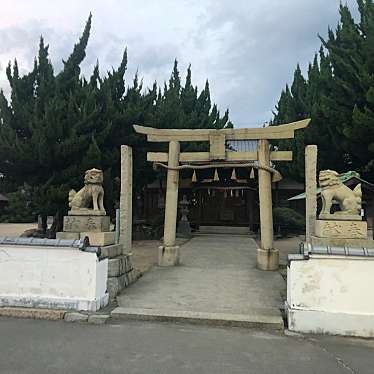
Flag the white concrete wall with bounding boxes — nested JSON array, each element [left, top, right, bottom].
[[287, 255, 374, 337], [0, 245, 108, 311]]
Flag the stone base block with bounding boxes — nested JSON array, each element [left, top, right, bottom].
[[256, 248, 279, 271], [107, 272, 136, 301], [106, 253, 136, 301], [80, 232, 115, 246], [108, 256, 132, 277], [315, 219, 367, 239], [100, 244, 123, 259], [108, 258, 121, 277], [68, 209, 106, 216], [319, 213, 362, 221], [56, 232, 80, 240], [0, 295, 108, 313], [0, 307, 65, 321], [158, 245, 180, 266], [63, 215, 110, 233], [177, 221, 192, 238], [311, 236, 374, 249], [107, 277, 122, 300]]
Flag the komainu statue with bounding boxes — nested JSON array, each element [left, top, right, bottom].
[[68, 168, 106, 215], [319, 170, 362, 216]]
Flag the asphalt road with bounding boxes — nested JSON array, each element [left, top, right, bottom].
[[0, 318, 373, 374]]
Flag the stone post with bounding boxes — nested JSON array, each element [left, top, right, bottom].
[[257, 139, 279, 271], [305, 145, 318, 243], [120, 145, 132, 254], [159, 141, 180, 266]]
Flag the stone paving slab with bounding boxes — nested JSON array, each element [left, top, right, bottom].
[[111, 307, 283, 329], [113, 235, 285, 329]]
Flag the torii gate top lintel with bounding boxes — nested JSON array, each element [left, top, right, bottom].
[[133, 118, 310, 163], [133, 118, 310, 142]]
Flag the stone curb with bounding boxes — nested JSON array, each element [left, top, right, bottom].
[[0, 307, 111, 325], [62, 312, 112, 324], [111, 307, 284, 330], [64, 312, 88, 322], [0, 307, 65, 321]]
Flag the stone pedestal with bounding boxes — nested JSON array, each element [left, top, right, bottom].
[[81, 232, 116, 246], [177, 195, 192, 239], [256, 248, 279, 271], [315, 220, 367, 239], [59, 212, 137, 302], [68, 209, 106, 216], [63, 215, 110, 233], [177, 221, 192, 238], [311, 236, 374, 249], [319, 213, 362, 221], [59, 214, 114, 246], [56, 231, 115, 246], [158, 245, 180, 267], [56, 232, 80, 240]]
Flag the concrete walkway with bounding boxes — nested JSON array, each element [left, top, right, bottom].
[[112, 235, 285, 329]]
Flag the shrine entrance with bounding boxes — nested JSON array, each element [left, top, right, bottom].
[[133, 119, 310, 270], [195, 187, 253, 227]]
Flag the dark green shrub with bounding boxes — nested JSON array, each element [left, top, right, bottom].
[[0, 185, 36, 223], [273, 207, 305, 237]]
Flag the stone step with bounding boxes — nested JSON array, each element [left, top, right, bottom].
[[198, 226, 250, 235], [111, 307, 284, 330]]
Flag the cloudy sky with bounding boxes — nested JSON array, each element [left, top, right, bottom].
[[0, 0, 358, 127]]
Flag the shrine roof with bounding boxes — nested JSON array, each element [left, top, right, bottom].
[[288, 171, 374, 201]]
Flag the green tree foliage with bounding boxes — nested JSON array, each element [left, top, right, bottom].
[[0, 15, 231, 226], [0, 184, 35, 223], [273, 0, 374, 182]]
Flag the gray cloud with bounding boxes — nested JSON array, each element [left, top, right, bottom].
[[0, 0, 359, 127], [186, 0, 359, 126]]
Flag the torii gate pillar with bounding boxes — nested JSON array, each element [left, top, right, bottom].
[[256, 139, 279, 270], [158, 141, 180, 266]]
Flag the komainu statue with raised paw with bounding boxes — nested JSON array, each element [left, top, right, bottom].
[[319, 170, 362, 217], [68, 168, 106, 215]]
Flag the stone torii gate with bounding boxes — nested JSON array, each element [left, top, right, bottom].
[[133, 119, 310, 270]]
